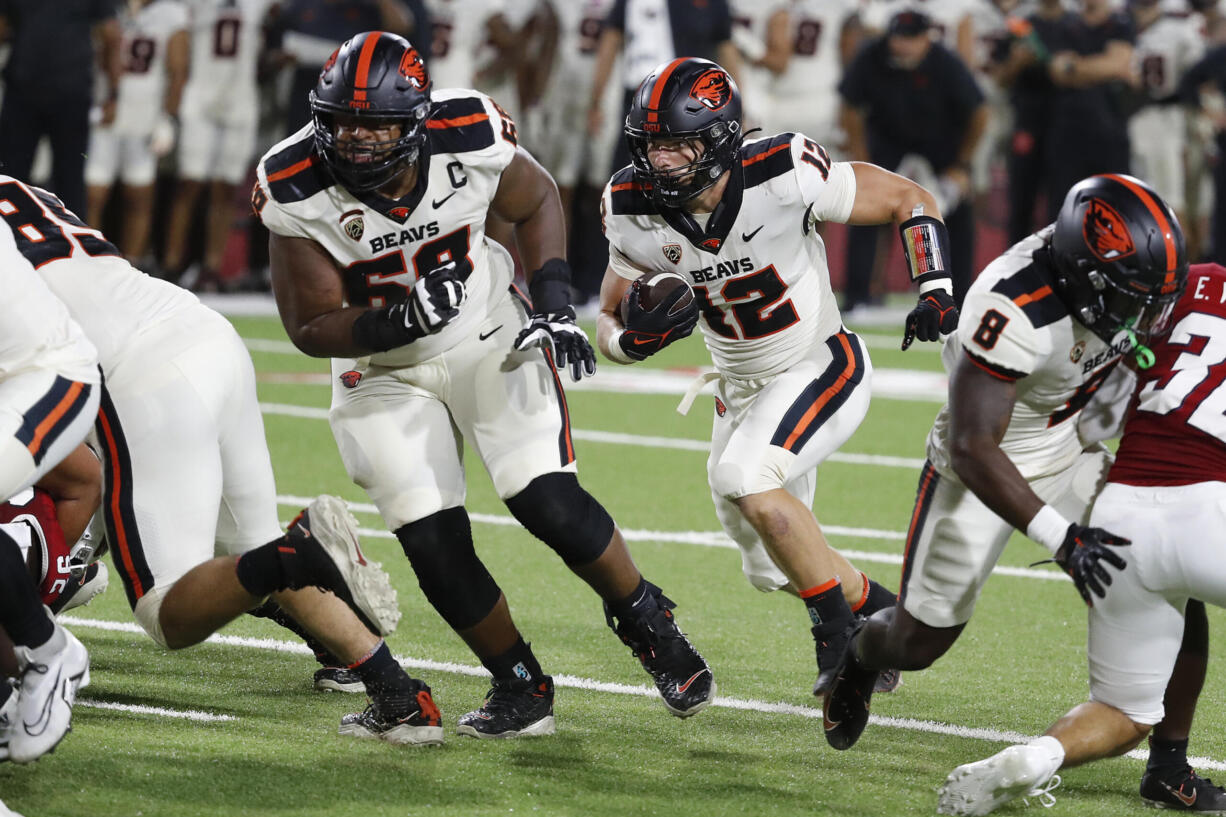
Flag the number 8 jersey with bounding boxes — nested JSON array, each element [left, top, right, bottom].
[[601, 133, 857, 381], [254, 89, 519, 368]]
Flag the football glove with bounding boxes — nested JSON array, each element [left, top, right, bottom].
[[1053, 523, 1130, 606], [514, 258, 597, 382], [395, 260, 467, 339], [619, 279, 700, 361], [901, 288, 958, 350]]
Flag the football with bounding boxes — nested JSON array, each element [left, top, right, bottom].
[[620, 271, 695, 324]]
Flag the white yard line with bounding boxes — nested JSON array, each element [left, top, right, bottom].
[[77, 700, 237, 723], [58, 616, 1224, 771]]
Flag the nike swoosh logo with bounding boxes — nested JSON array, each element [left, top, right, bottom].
[[631, 336, 657, 345], [676, 669, 708, 694], [432, 191, 457, 209], [478, 325, 503, 341], [1164, 783, 1198, 806], [741, 225, 764, 242], [22, 664, 60, 736]]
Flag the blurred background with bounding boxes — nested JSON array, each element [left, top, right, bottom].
[[5, 0, 1222, 317]]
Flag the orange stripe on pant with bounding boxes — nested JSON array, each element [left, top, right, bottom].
[[25, 380, 84, 458], [780, 333, 857, 452]]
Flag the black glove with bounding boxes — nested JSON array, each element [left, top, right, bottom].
[[618, 279, 700, 361], [351, 260, 467, 352], [1053, 524, 1130, 606], [902, 288, 958, 350], [513, 258, 597, 381]]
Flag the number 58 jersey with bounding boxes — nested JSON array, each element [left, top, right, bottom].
[[602, 133, 857, 382], [254, 89, 520, 368]]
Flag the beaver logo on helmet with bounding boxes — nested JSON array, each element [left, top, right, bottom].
[[1083, 198, 1135, 262], [321, 48, 338, 77], [399, 48, 428, 89], [689, 70, 731, 111]]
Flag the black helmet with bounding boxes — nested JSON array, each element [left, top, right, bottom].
[[309, 31, 432, 193], [1050, 174, 1187, 347], [624, 58, 743, 207]]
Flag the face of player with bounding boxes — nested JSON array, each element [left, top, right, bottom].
[[647, 137, 704, 174], [333, 115, 404, 165]]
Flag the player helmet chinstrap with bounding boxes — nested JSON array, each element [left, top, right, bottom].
[[624, 58, 743, 206], [1050, 173, 1188, 347], [310, 31, 432, 192]]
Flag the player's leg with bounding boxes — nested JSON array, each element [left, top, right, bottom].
[[116, 133, 160, 263], [83, 126, 119, 233], [464, 291, 713, 719], [163, 114, 213, 277]]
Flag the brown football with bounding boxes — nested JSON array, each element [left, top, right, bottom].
[[620, 271, 695, 324]]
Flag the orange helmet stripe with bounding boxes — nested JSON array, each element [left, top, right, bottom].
[[352, 32, 383, 103], [646, 58, 689, 125], [1102, 173, 1178, 282]]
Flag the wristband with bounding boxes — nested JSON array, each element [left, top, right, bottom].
[[352, 304, 416, 352], [605, 327, 634, 364], [527, 258, 573, 314], [1025, 504, 1070, 555], [899, 215, 951, 286]]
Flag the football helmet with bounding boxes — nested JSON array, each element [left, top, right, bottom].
[[1050, 173, 1187, 348], [624, 58, 743, 206], [310, 31, 432, 192]]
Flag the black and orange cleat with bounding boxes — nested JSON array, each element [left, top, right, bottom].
[[821, 618, 879, 751], [339, 679, 443, 746], [1141, 767, 1226, 813], [457, 676, 556, 739]]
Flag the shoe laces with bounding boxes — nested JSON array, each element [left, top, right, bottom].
[[1021, 775, 1061, 809]]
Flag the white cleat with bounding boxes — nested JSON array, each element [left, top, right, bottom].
[[8, 623, 90, 764], [938, 744, 1062, 816]]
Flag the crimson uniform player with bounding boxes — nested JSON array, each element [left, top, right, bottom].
[[595, 57, 959, 703], [937, 262, 1226, 815]]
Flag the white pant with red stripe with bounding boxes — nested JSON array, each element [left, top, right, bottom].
[[707, 331, 872, 592], [900, 448, 1110, 628], [329, 290, 578, 532]]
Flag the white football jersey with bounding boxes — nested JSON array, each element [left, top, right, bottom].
[[545, 0, 614, 95], [602, 133, 857, 381], [180, 0, 275, 125], [0, 178, 200, 367], [425, 0, 507, 90], [767, 0, 860, 139], [1134, 13, 1204, 101], [254, 89, 520, 368], [113, 0, 189, 135], [926, 229, 1129, 481]]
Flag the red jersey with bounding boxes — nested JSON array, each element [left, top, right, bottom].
[[0, 487, 75, 606], [1110, 263, 1226, 485]]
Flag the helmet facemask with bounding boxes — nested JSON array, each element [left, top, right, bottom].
[[311, 102, 430, 193], [626, 119, 741, 206], [1059, 255, 1185, 364]]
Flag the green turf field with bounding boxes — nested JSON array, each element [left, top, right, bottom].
[[4, 313, 1224, 817]]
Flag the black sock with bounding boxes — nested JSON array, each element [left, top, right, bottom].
[[351, 640, 412, 696], [1147, 736, 1190, 775], [235, 539, 290, 597], [802, 579, 851, 634], [852, 573, 898, 617], [606, 577, 655, 620], [0, 532, 54, 647], [482, 636, 544, 682]]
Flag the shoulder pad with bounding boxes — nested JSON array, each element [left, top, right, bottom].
[[261, 134, 333, 204], [989, 261, 1067, 329], [607, 166, 656, 216], [427, 96, 498, 154], [741, 133, 795, 188]]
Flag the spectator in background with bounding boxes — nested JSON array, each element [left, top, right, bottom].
[[264, 0, 422, 137], [587, 0, 744, 178], [85, 0, 190, 267], [0, 0, 122, 217], [1042, 0, 1137, 221], [838, 9, 986, 310], [161, 0, 279, 292], [995, 0, 1070, 243], [425, 0, 518, 94], [861, 0, 976, 69], [1180, 29, 1226, 265]]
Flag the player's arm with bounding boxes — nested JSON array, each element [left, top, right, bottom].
[[493, 148, 596, 381], [95, 13, 123, 125], [758, 9, 791, 75], [596, 264, 635, 363], [164, 27, 190, 118], [34, 443, 101, 546], [587, 24, 625, 136]]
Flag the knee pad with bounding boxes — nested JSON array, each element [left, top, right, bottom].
[[504, 473, 614, 566], [710, 448, 791, 500], [395, 507, 501, 631]]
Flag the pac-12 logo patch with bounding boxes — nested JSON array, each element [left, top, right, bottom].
[[1083, 198, 1135, 262], [689, 69, 732, 111], [1069, 340, 1086, 364], [339, 370, 362, 388], [663, 243, 682, 264], [714, 397, 727, 417], [340, 209, 364, 241]]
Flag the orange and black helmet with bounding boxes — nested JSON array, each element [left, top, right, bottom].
[[1051, 174, 1188, 344], [309, 31, 432, 192], [624, 58, 743, 207]]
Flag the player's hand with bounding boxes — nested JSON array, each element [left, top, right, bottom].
[[902, 289, 958, 350], [515, 307, 597, 382], [619, 280, 699, 361], [394, 260, 467, 340], [1054, 524, 1130, 606]]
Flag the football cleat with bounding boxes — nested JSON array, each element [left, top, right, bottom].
[[8, 622, 90, 764], [0, 682, 16, 762], [314, 666, 365, 693], [606, 591, 715, 718], [283, 496, 401, 635], [937, 744, 1063, 816], [820, 618, 879, 750], [873, 668, 903, 694], [456, 676, 556, 739], [338, 681, 443, 746], [49, 560, 108, 615], [812, 616, 856, 698], [1140, 767, 1226, 813]]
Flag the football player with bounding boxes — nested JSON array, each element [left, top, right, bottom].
[[0, 175, 444, 746], [254, 31, 715, 741], [594, 57, 958, 703], [936, 262, 1226, 816], [0, 215, 101, 765], [823, 174, 1221, 809]]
